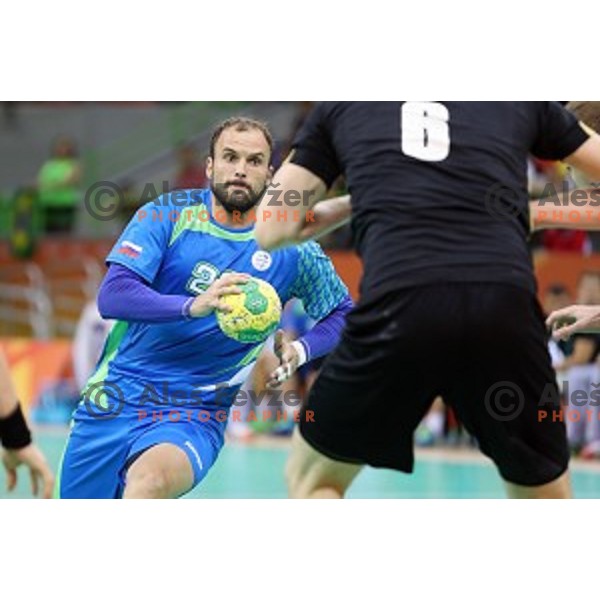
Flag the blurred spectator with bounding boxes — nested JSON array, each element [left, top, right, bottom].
[[37, 136, 82, 234], [578, 272, 600, 305], [415, 397, 446, 447], [530, 158, 591, 254], [543, 283, 573, 316], [529, 158, 566, 198], [541, 229, 590, 254], [172, 144, 207, 190]]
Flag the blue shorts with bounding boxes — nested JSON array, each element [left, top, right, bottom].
[[55, 380, 233, 499]]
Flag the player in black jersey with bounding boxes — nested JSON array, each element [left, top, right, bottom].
[[256, 102, 600, 499]]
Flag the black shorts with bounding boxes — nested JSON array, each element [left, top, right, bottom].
[[300, 283, 569, 487]]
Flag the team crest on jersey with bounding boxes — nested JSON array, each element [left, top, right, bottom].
[[251, 250, 272, 272]]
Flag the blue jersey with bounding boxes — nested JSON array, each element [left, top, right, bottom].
[[86, 189, 347, 405]]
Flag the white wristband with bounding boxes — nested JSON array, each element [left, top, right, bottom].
[[291, 340, 308, 367]]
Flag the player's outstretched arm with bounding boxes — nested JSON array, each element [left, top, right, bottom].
[[256, 162, 328, 250], [0, 350, 54, 498], [546, 305, 600, 340], [530, 189, 600, 231], [297, 194, 351, 242]]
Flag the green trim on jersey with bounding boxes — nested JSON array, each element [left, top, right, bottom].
[[207, 341, 266, 381], [169, 205, 255, 247], [237, 342, 266, 368], [81, 321, 129, 408]]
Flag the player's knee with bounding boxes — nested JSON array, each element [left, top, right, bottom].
[[125, 468, 173, 499]]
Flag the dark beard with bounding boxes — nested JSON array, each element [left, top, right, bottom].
[[211, 182, 265, 214]]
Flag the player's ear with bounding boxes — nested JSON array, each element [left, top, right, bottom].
[[206, 156, 213, 181]]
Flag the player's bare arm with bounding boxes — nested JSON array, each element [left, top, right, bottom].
[[530, 188, 600, 231], [298, 194, 351, 242], [255, 162, 328, 250], [0, 350, 54, 498]]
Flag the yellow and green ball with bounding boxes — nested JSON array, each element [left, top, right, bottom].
[[217, 277, 282, 343]]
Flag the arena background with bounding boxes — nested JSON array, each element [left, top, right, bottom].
[[2, 100, 600, 498]]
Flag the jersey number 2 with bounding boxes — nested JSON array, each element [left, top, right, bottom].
[[401, 101, 450, 162]]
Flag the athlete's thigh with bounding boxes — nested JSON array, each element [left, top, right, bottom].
[[124, 443, 195, 498], [286, 428, 362, 498], [127, 416, 224, 494]]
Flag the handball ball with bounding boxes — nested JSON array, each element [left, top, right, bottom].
[[217, 277, 282, 343]]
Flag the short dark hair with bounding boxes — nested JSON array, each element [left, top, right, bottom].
[[210, 117, 273, 160]]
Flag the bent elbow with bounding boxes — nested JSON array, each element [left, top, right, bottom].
[[96, 282, 117, 320]]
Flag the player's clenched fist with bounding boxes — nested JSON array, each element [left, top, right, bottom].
[[189, 272, 250, 318]]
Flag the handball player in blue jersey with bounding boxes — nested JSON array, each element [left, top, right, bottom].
[[56, 118, 353, 499]]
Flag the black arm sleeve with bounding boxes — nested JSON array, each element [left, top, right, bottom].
[[289, 103, 342, 188], [532, 101, 590, 160]]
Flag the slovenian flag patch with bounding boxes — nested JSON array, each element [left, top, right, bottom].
[[118, 241, 143, 259]]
